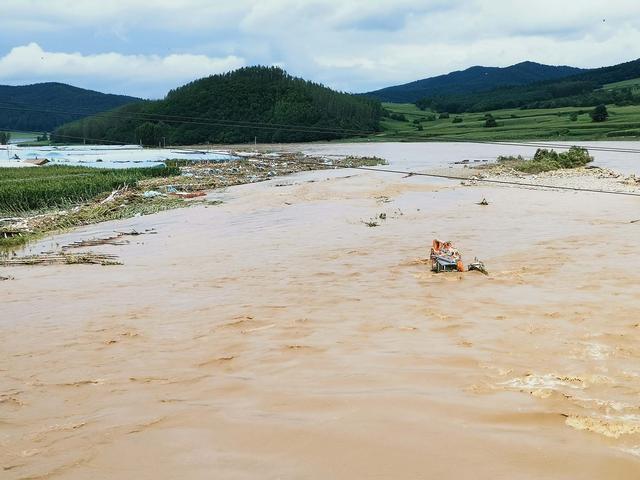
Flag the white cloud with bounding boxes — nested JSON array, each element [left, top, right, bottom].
[[0, 43, 245, 98], [0, 1, 639, 95]]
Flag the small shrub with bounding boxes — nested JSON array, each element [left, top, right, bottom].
[[452, 117, 463, 124], [499, 147, 593, 174], [389, 113, 408, 122], [439, 112, 450, 119], [484, 115, 497, 128], [569, 112, 578, 121]]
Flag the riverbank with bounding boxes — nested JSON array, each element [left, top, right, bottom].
[[0, 152, 385, 251], [2, 144, 640, 478]]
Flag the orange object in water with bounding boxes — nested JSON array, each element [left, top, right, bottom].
[[430, 239, 463, 273]]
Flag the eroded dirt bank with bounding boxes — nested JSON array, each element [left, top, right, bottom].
[[2, 166, 640, 479]]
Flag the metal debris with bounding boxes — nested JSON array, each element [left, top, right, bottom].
[[429, 239, 488, 275], [468, 258, 489, 275]]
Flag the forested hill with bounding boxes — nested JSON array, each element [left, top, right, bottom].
[[0, 83, 140, 132], [415, 58, 640, 113], [53, 67, 383, 145], [363, 62, 585, 103]]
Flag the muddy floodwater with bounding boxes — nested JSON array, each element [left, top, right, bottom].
[[2, 142, 640, 478]]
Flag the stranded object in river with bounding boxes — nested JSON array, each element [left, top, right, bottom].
[[430, 239, 488, 275]]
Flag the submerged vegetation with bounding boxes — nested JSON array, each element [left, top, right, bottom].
[[496, 147, 593, 174], [0, 153, 386, 251], [0, 165, 179, 215]]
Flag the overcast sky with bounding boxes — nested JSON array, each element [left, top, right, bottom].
[[1, 0, 639, 98]]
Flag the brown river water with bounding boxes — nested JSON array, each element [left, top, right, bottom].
[[2, 143, 640, 478]]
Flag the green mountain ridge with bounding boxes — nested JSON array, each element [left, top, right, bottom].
[[53, 67, 382, 145], [415, 58, 640, 113], [0, 83, 141, 132]]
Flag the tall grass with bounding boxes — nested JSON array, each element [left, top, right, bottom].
[[0, 165, 179, 215]]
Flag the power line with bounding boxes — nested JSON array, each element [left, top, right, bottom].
[[0, 98, 377, 135], [0, 103, 376, 137], [3, 127, 639, 198], [378, 134, 640, 154], [2, 99, 640, 154], [290, 160, 640, 198]]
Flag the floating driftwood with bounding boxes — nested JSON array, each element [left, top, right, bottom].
[[61, 229, 156, 250], [62, 235, 129, 250], [0, 252, 121, 266]]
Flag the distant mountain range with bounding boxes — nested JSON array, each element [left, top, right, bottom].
[[413, 58, 640, 113], [0, 83, 141, 132], [363, 61, 587, 103]]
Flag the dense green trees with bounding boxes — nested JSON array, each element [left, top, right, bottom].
[[0, 83, 140, 132], [0, 131, 11, 144], [53, 67, 382, 145], [590, 104, 609, 122]]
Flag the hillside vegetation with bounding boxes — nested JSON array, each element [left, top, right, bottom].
[[0, 83, 140, 132], [375, 102, 640, 141], [53, 67, 382, 145], [363, 62, 584, 103], [415, 58, 640, 113]]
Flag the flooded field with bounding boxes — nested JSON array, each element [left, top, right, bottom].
[[0, 144, 235, 168], [1, 142, 640, 478]]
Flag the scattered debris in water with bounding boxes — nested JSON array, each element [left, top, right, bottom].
[[0, 275, 14, 281], [477, 198, 489, 206], [468, 258, 489, 275], [61, 229, 156, 250], [0, 252, 121, 266]]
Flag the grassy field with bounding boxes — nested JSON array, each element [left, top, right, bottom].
[[376, 102, 640, 141], [0, 165, 179, 215], [602, 77, 640, 90]]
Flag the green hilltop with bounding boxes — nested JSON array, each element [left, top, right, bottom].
[[53, 67, 382, 145]]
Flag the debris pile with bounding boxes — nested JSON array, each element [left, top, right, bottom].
[[429, 239, 487, 275]]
